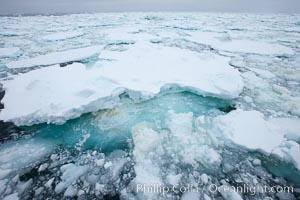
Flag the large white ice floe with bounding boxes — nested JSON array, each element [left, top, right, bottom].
[[214, 109, 300, 170], [187, 32, 294, 55], [97, 42, 243, 99], [6, 45, 104, 69], [213, 40, 294, 55], [41, 31, 84, 41], [0, 63, 120, 125], [0, 42, 243, 125]]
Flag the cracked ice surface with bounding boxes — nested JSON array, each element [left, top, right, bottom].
[[0, 13, 300, 200]]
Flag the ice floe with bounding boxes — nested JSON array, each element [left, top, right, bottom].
[[103, 27, 155, 42], [6, 45, 104, 68], [214, 109, 300, 170], [98, 41, 243, 99], [41, 31, 84, 41], [0, 47, 20, 58], [0, 63, 119, 125], [1, 42, 243, 125], [214, 40, 294, 55], [188, 32, 294, 55], [246, 67, 276, 79]]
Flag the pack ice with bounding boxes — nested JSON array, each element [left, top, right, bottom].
[[0, 12, 300, 200], [6, 45, 104, 69]]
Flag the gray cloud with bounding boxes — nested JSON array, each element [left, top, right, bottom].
[[0, 0, 299, 14]]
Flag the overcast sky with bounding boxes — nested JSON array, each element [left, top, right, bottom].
[[0, 0, 300, 14]]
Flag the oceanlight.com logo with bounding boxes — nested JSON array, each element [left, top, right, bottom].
[[135, 183, 294, 196]]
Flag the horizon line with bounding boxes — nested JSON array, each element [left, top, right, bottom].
[[1, 10, 300, 17]]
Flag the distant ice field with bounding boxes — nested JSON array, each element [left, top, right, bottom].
[[0, 13, 299, 200]]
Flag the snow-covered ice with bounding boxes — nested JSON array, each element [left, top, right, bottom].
[[6, 45, 104, 68], [98, 41, 243, 99], [187, 32, 294, 55], [41, 31, 84, 41], [0, 42, 243, 125], [213, 39, 293, 55], [0, 63, 119, 125], [0, 12, 300, 200], [0, 47, 20, 58], [214, 109, 300, 170]]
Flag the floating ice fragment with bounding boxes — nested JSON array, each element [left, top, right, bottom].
[[166, 174, 182, 186], [215, 40, 293, 55], [200, 174, 209, 184], [0, 169, 11, 179], [104, 161, 112, 169], [218, 185, 243, 200], [181, 192, 200, 200], [3, 193, 19, 200], [95, 159, 105, 167], [64, 185, 78, 197], [214, 109, 300, 171], [248, 67, 276, 79], [272, 141, 300, 171], [252, 159, 261, 166], [41, 31, 84, 41], [0, 179, 8, 194], [34, 187, 43, 196], [188, 32, 294, 55], [95, 183, 105, 192], [0, 47, 20, 58], [44, 177, 55, 188], [204, 194, 212, 200], [214, 110, 284, 153], [55, 164, 88, 193], [38, 163, 48, 172], [7, 45, 104, 68], [17, 179, 33, 195]]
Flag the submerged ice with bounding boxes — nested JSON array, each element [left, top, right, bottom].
[[0, 12, 300, 200]]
